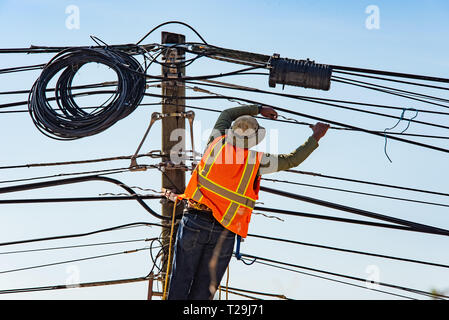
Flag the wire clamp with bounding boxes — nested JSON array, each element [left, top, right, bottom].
[[158, 161, 190, 171]]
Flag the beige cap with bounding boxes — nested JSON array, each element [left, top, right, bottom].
[[225, 115, 266, 149]]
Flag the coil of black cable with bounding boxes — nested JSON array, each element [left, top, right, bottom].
[[28, 47, 146, 140]]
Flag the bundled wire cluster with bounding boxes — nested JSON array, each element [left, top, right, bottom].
[[28, 47, 146, 140]]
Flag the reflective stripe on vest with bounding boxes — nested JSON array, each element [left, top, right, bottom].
[[220, 150, 258, 226], [197, 171, 256, 209]]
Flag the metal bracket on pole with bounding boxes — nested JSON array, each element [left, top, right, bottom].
[[130, 111, 197, 171], [130, 112, 162, 171]]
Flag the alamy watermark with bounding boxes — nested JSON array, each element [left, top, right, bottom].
[[365, 264, 380, 289], [65, 5, 80, 30], [365, 5, 380, 30], [65, 265, 81, 288]]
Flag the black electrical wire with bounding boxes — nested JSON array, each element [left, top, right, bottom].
[[138, 65, 264, 82], [0, 195, 436, 235], [151, 101, 449, 140], [5, 87, 449, 139], [185, 80, 449, 129], [6, 67, 449, 132], [332, 75, 449, 105], [0, 195, 162, 205], [0, 167, 132, 185], [247, 233, 449, 269], [148, 238, 164, 274], [0, 63, 45, 74], [286, 169, 449, 198], [0, 276, 154, 295], [0, 151, 165, 170], [184, 81, 449, 138], [239, 253, 446, 300], [144, 92, 449, 155], [2, 176, 445, 209], [188, 41, 449, 86], [329, 64, 449, 84], [0, 237, 154, 255], [259, 186, 449, 237], [186, 43, 271, 67], [3, 96, 449, 140], [0, 247, 150, 275], [0, 79, 162, 97], [332, 76, 449, 110], [0, 43, 156, 55], [0, 175, 170, 220], [221, 285, 289, 300], [261, 177, 449, 208], [28, 47, 146, 140], [136, 21, 209, 45], [254, 206, 427, 234], [332, 70, 449, 92], [0, 221, 165, 248], [245, 258, 416, 300]]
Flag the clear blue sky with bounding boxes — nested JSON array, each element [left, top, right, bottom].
[[0, 0, 448, 300]]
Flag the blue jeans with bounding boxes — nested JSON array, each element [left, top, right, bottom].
[[167, 209, 236, 300]]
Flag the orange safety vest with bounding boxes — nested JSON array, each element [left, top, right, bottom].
[[180, 135, 263, 238]]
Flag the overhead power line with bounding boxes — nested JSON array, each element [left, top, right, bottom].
[[0, 276, 154, 295], [331, 77, 449, 110], [244, 258, 416, 300], [247, 233, 449, 269], [239, 253, 447, 300], [0, 175, 166, 220], [332, 70, 449, 91], [144, 92, 449, 155], [286, 169, 449, 197], [0, 194, 441, 237], [0, 152, 163, 170], [0, 222, 164, 248], [254, 206, 418, 233], [0, 247, 150, 275], [0, 238, 152, 256], [331, 75, 449, 108], [4, 96, 448, 140], [0, 195, 162, 205], [188, 79, 449, 120], [328, 63, 449, 84], [261, 177, 449, 208], [260, 185, 449, 237], [0, 167, 133, 185]]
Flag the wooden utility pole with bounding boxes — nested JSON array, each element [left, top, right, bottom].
[[147, 273, 154, 300], [160, 31, 186, 292]]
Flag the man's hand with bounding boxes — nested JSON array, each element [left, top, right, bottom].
[[310, 122, 330, 142], [260, 106, 278, 120], [162, 188, 179, 202]]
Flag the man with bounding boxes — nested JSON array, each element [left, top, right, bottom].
[[164, 104, 329, 300]]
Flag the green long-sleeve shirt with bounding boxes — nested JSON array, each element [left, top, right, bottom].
[[207, 105, 318, 175]]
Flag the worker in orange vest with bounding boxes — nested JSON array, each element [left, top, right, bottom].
[[164, 104, 329, 299]]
